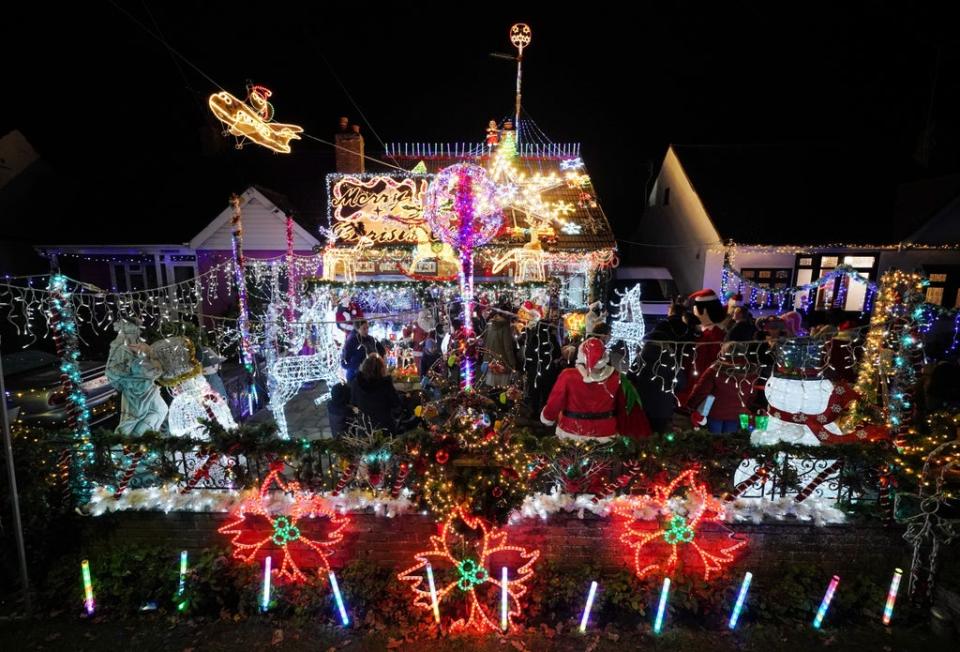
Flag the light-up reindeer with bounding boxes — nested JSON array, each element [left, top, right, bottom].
[[322, 235, 374, 282], [489, 230, 547, 282], [264, 296, 342, 439]]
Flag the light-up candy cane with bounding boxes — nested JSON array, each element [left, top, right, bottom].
[[883, 568, 902, 625], [654, 577, 670, 634], [329, 571, 350, 626], [177, 551, 188, 611], [425, 562, 440, 623], [501, 567, 509, 631], [579, 581, 598, 633], [81, 559, 95, 615], [812, 575, 840, 629], [261, 556, 272, 612], [728, 571, 752, 629]]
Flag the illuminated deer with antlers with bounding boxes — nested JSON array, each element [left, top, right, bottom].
[[321, 235, 374, 282]]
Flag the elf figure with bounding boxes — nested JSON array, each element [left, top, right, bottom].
[[688, 288, 727, 381], [541, 337, 650, 440], [685, 344, 760, 434]]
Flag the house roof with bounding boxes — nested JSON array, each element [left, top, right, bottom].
[[333, 152, 616, 251], [1, 140, 321, 248], [669, 143, 906, 246], [189, 186, 320, 250]]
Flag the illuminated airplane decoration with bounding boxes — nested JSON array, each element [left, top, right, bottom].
[[208, 84, 303, 154]]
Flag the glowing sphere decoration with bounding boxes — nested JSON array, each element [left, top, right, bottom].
[[422, 163, 503, 251], [423, 164, 503, 389]]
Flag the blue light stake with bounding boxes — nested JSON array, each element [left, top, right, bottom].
[[177, 550, 188, 611], [579, 581, 598, 633], [654, 577, 670, 634], [728, 571, 752, 629], [261, 556, 272, 612], [329, 571, 350, 626]]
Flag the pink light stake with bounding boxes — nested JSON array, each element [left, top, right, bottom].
[[813, 575, 840, 629], [883, 568, 902, 625]]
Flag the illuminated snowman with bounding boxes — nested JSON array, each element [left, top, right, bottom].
[[751, 338, 852, 447], [737, 338, 852, 503], [151, 337, 237, 439]]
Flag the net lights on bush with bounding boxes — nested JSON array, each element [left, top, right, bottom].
[[219, 464, 347, 583], [613, 468, 747, 581], [398, 506, 539, 634]]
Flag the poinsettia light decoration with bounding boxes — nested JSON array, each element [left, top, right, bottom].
[[398, 506, 539, 633], [219, 462, 347, 583], [613, 468, 746, 582]]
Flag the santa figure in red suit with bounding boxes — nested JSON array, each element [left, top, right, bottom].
[[335, 295, 364, 335], [541, 337, 650, 440]]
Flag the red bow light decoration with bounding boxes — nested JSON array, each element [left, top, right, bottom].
[[613, 468, 746, 581], [219, 463, 348, 583], [398, 506, 539, 633]]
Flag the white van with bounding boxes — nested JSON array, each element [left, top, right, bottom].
[[609, 267, 679, 319]]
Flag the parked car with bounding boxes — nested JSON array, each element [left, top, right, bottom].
[[2, 350, 118, 427], [609, 266, 680, 323]]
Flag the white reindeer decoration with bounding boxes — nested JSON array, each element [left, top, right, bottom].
[[265, 297, 342, 439]]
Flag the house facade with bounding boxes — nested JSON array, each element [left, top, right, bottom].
[[636, 145, 960, 311]]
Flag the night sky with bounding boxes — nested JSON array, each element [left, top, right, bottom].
[[3, 3, 960, 249]]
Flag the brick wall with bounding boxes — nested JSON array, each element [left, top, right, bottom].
[[85, 511, 909, 584]]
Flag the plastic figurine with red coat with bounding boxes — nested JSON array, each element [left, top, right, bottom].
[[335, 296, 364, 333], [541, 338, 651, 440], [685, 357, 760, 434]]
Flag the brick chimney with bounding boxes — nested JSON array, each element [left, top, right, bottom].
[[335, 117, 365, 173]]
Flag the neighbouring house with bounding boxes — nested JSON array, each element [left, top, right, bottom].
[[635, 144, 960, 311], [36, 185, 321, 317]]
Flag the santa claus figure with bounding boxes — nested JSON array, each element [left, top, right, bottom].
[[485, 120, 500, 146], [335, 295, 364, 336], [541, 337, 650, 440], [402, 308, 437, 364]]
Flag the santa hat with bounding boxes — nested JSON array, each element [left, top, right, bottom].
[[727, 293, 744, 307], [521, 300, 543, 321], [576, 337, 613, 381], [689, 289, 720, 303]]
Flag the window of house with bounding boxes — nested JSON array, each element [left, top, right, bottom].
[[922, 266, 960, 309], [794, 253, 877, 311], [739, 268, 793, 290], [111, 257, 159, 292]]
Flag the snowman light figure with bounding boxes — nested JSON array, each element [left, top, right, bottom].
[[151, 337, 237, 438]]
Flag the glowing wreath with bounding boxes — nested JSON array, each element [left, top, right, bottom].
[[613, 468, 746, 581], [397, 506, 539, 633], [218, 463, 347, 583]]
